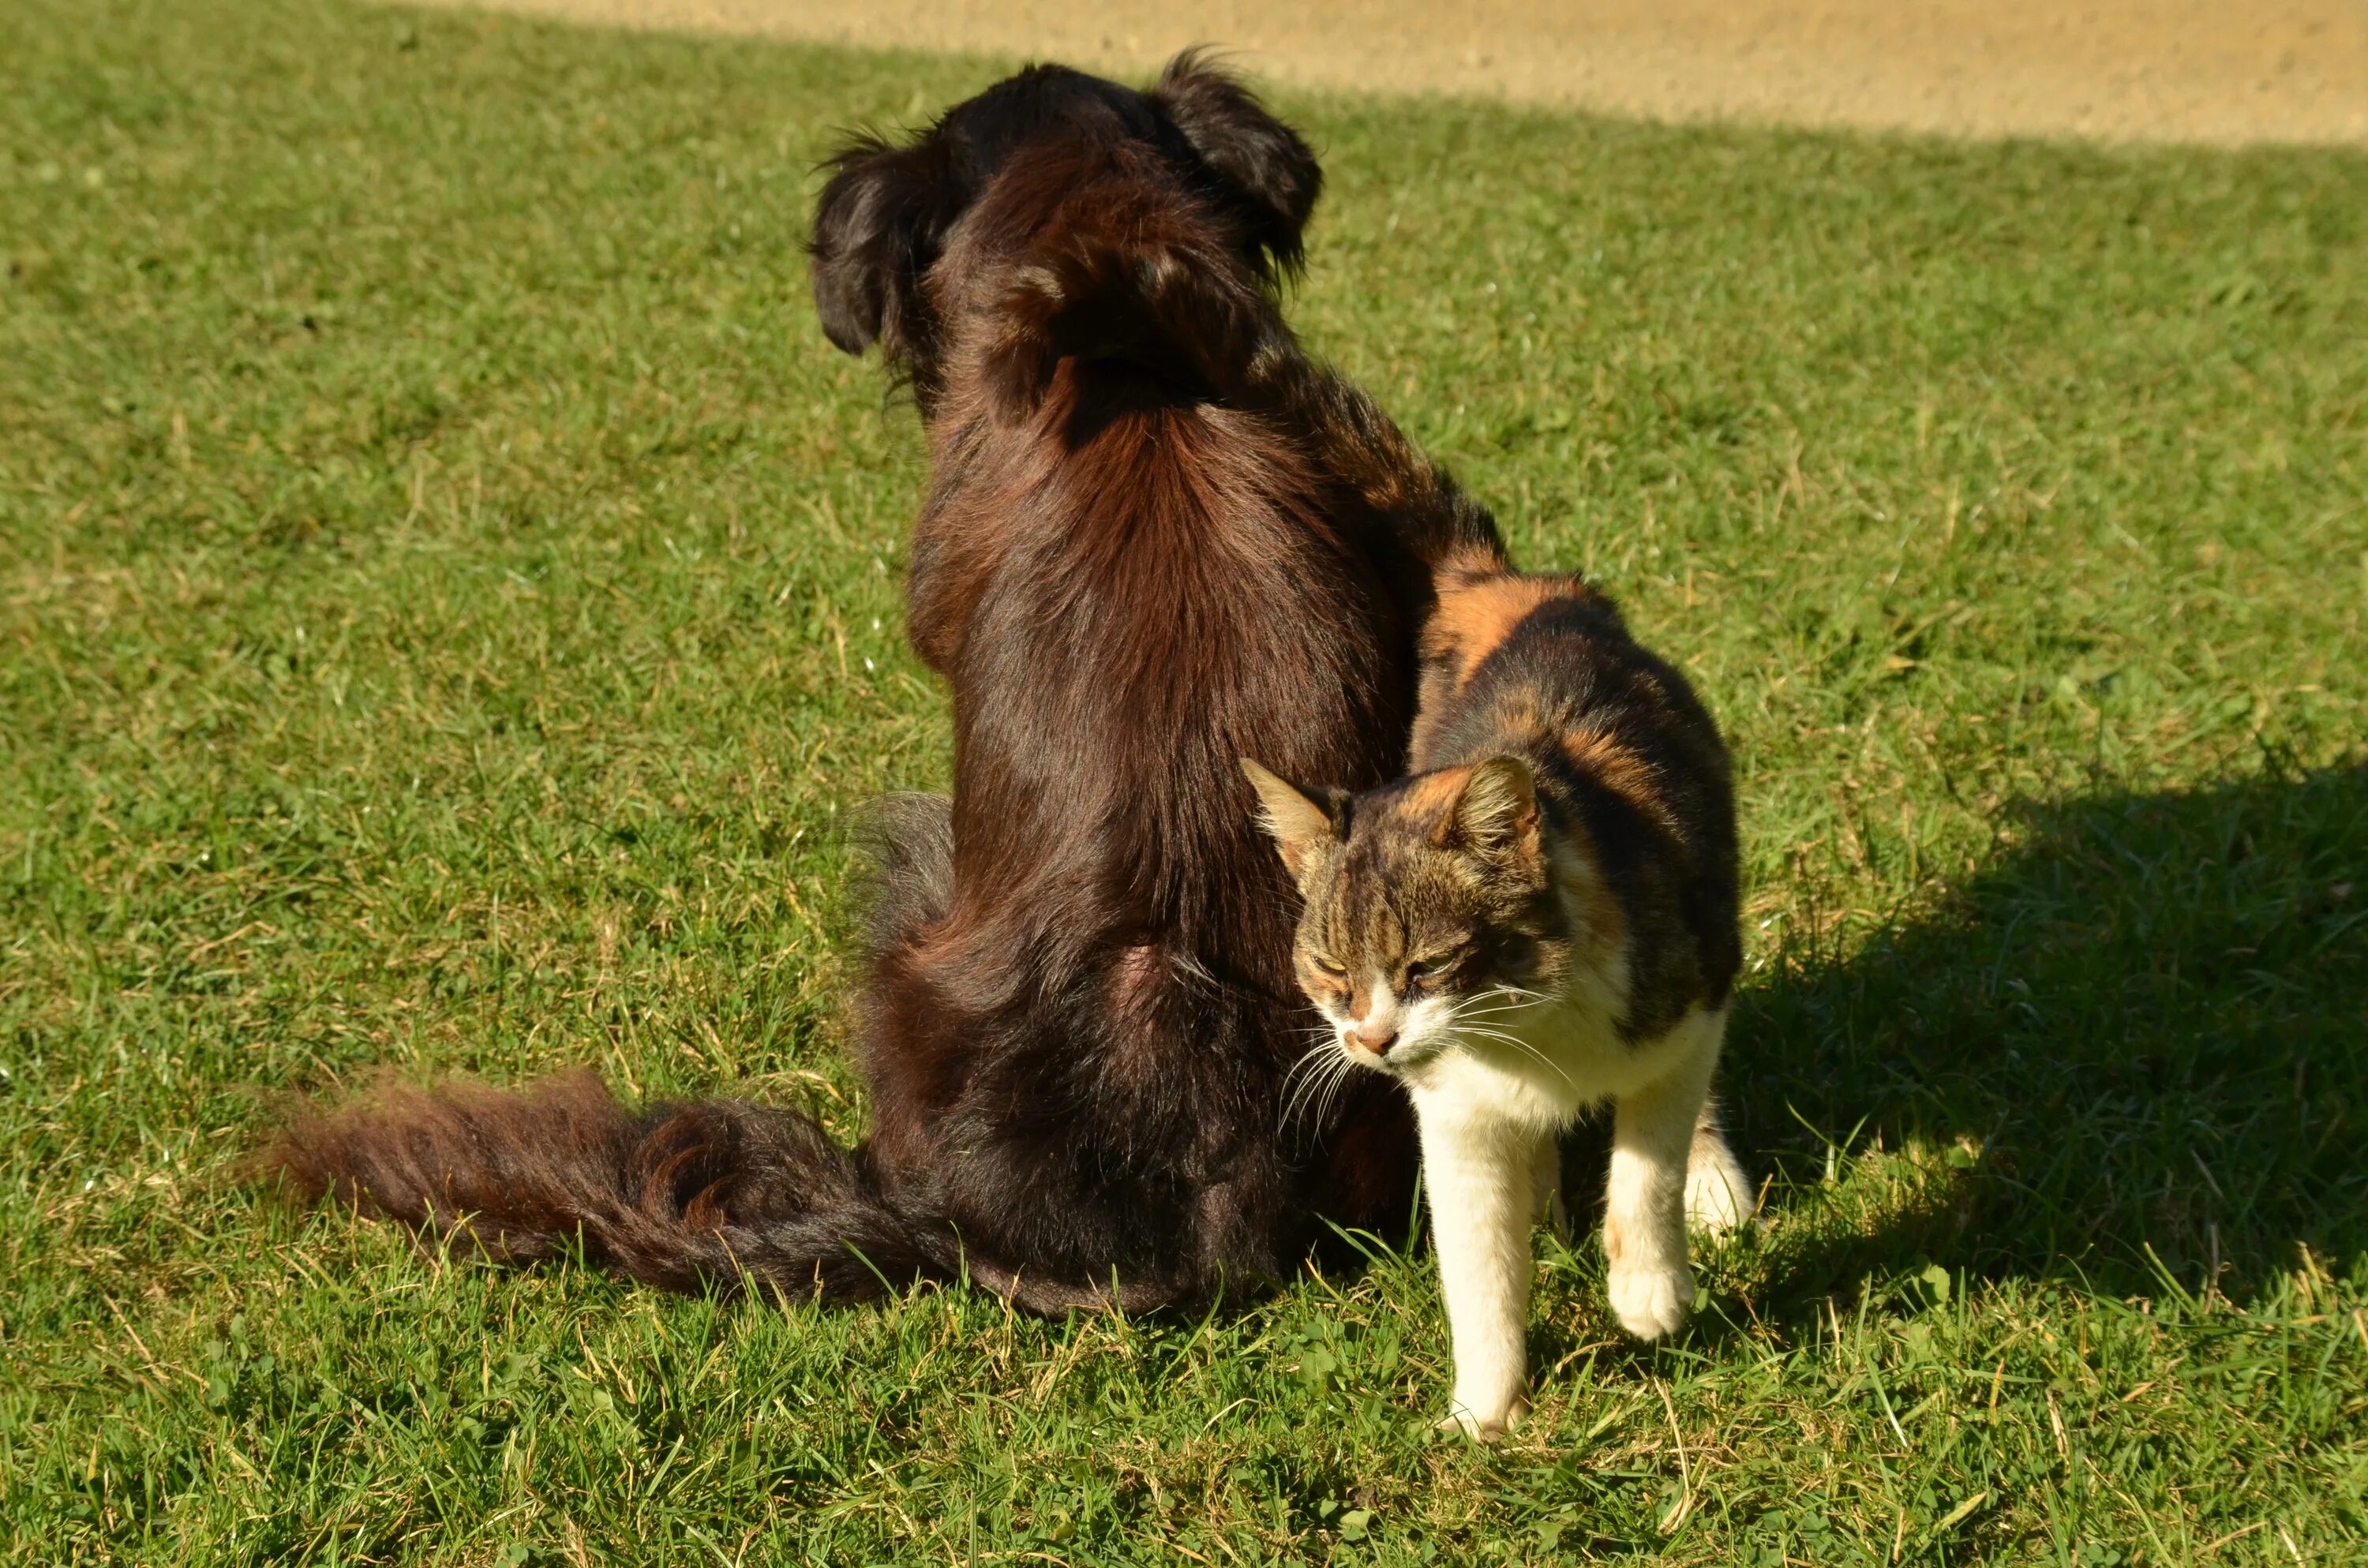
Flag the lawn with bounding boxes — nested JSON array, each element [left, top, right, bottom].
[[4, 0, 2366, 1561]]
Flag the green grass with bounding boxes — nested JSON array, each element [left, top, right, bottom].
[[5, 0, 2366, 1560]]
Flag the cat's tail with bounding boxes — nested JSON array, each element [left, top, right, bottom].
[[259, 1069, 955, 1303]]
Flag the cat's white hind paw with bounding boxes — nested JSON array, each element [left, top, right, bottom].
[[1437, 1393, 1529, 1442], [1609, 1263, 1694, 1341], [1684, 1158, 1754, 1236], [1686, 1112, 1756, 1237]]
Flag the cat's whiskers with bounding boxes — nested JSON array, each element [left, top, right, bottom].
[[1289, 1048, 1348, 1128], [1312, 1047, 1364, 1131], [1289, 1070, 1341, 1135], [1486, 1041, 1579, 1093], [1443, 986, 1547, 1023], [1452, 986, 1548, 1017], [1279, 1038, 1343, 1129], [1281, 1059, 1337, 1130], [1445, 1020, 1579, 1090], [1439, 1004, 1542, 1036], [1444, 1001, 1538, 1028]]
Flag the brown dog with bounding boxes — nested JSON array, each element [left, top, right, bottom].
[[268, 55, 1504, 1312]]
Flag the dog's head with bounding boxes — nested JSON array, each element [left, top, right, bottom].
[[809, 53, 1322, 406]]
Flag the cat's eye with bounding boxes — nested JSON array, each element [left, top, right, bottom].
[[1407, 953, 1459, 986], [1310, 955, 1347, 977]]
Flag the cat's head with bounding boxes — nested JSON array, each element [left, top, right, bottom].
[[1240, 757, 1578, 1075]]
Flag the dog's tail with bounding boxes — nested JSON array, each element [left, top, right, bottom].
[[257, 792, 960, 1306], [257, 793, 1182, 1315], [261, 1069, 956, 1303], [978, 163, 1282, 421]]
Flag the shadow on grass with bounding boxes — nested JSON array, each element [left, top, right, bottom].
[[1708, 758, 2368, 1319]]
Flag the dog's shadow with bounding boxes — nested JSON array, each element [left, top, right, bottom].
[[1542, 759, 2368, 1342]]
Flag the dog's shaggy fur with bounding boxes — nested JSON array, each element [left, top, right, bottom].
[[266, 55, 1504, 1312]]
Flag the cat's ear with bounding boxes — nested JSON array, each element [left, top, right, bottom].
[[1448, 757, 1542, 863], [1240, 758, 1346, 888]]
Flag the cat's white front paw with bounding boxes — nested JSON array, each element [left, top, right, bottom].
[[1437, 1391, 1530, 1442], [1608, 1263, 1694, 1341]]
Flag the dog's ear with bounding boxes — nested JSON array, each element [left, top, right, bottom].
[[1150, 51, 1323, 275], [808, 135, 960, 360]]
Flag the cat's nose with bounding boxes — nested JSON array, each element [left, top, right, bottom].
[[1352, 1023, 1398, 1057]]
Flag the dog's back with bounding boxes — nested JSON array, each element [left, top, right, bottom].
[[845, 69, 1504, 1299]]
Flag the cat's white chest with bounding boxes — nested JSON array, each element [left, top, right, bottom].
[[1405, 987, 1716, 1136]]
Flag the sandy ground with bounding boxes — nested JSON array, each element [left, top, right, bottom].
[[408, 0, 2368, 147]]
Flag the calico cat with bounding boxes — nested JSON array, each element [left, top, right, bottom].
[[1242, 556, 1752, 1437]]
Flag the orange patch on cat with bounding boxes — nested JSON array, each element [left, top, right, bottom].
[[1403, 765, 1475, 820], [1435, 539, 1512, 582], [1423, 575, 1563, 688], [1602, 1204, 1631, 1268]]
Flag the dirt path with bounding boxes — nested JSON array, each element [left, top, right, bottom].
[[410, 0, 2367, 147]]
